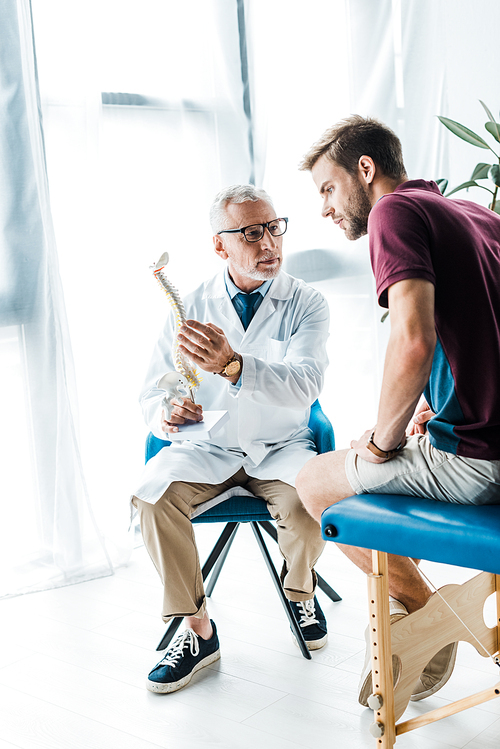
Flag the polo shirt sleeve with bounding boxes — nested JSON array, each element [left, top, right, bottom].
[[369, 194, 436, 308]]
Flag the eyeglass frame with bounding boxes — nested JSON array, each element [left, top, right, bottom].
[[217, 217, 288, 243]]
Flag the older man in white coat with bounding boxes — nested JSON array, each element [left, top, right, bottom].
[[132, 184, 330, 694]]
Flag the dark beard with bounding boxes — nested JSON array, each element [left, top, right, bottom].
[[344, 179, 372, 240]]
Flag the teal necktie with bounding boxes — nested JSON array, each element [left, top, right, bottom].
[[236, 292, 260, 330]]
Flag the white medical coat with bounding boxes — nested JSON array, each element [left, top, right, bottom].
[[134, 269, 329, 504]]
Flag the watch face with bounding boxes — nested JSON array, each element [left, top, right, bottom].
[[225, 360, 241, 376]]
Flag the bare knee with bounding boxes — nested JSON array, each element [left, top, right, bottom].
[[296, 455, 330, 522], [296, 449, 353, 522], [296, 458, 318, 508]]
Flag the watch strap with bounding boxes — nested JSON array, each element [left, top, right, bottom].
[[217, 353, 241, 377], [366, 430, 404, 460]]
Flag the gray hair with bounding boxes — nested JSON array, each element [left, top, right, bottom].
[[209, 184, 274, 233]]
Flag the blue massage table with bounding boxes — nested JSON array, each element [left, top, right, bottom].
[[321, 494, 500, 747]]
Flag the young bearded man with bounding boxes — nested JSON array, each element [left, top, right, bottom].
[[296, 115, 500, 705]]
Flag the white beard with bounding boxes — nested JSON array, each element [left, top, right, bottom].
[[230, 255, 281, 282]]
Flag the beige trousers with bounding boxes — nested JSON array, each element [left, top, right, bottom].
[[132, 468, 325, 623]]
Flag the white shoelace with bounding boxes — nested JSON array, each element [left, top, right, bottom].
[[159, 629, 200, 668], [296, 599, 319, 628]]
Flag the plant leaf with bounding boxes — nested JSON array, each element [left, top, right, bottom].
[[480, 101, 500, 143], [480, 100, 497, 125], [489, 200, 500, 214], [435, 178, 448, 193], [380, 310, 389, 323], [470, 162, 492, 180], [445, 180, 479, 197], [437, 116, 490, 149], [488, 164, 500, 187], [485, 121, 500, 143]]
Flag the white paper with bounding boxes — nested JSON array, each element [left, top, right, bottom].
[[168, 410, 229, 441]]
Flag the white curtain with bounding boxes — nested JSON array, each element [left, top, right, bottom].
[[0, 0, 113, 597], [21, 0, 255, 589], [347, 0, 500, 192]]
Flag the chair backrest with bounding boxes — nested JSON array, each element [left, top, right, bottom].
[[145, 398, 334, 463]]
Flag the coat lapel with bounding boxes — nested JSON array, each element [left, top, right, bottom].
[[202, 272, 242, 330], [246, 271, 294, 330]]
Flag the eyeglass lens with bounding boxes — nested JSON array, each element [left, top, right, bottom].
[[244, 218, 287, 242]]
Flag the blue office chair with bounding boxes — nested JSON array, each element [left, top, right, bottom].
[[321, 494, 500, 746], [145, 399, 341, 659]]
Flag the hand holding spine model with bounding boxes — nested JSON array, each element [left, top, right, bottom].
[[151, 252, 202, 417], [156, 372, 191, 420]]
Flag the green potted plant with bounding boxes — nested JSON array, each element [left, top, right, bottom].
[[437, 101, 500, 213]]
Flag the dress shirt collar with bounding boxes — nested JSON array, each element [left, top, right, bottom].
[[224, 268, 273, 300]]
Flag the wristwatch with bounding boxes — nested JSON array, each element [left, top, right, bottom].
[[366, 430, 404, 460], [218, 353, 242, 378]]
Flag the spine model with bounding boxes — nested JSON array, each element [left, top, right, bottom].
[[152, 252, 202, 399]]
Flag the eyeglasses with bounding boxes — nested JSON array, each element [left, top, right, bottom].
[[217, 217, 288, 243]]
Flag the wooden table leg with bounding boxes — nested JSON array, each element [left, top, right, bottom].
[[367, 550, 396, 748]]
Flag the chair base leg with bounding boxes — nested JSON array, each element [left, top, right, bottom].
[[316, 574, 342, 602], [251, 522, 312, 660], [259, 520, 342, 602], [205, 523, 239, 597], [156, 616, 182, 653]]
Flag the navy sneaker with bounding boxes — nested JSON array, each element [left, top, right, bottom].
[[146, 620, 220, 693], [290, 597, 328, 650]]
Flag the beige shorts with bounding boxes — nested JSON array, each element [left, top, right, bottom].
[[345, 434, 500, 505]]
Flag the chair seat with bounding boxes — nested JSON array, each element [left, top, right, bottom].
[[321, 494, 500, 575], [192, 496, 272, 523]]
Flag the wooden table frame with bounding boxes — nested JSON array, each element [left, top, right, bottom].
[[367, 550, 500, 747]]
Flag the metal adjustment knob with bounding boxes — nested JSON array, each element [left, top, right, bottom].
[[369, 721, 385, 738], [323, 525, 338, 538], [367, 693, 383, 710]]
